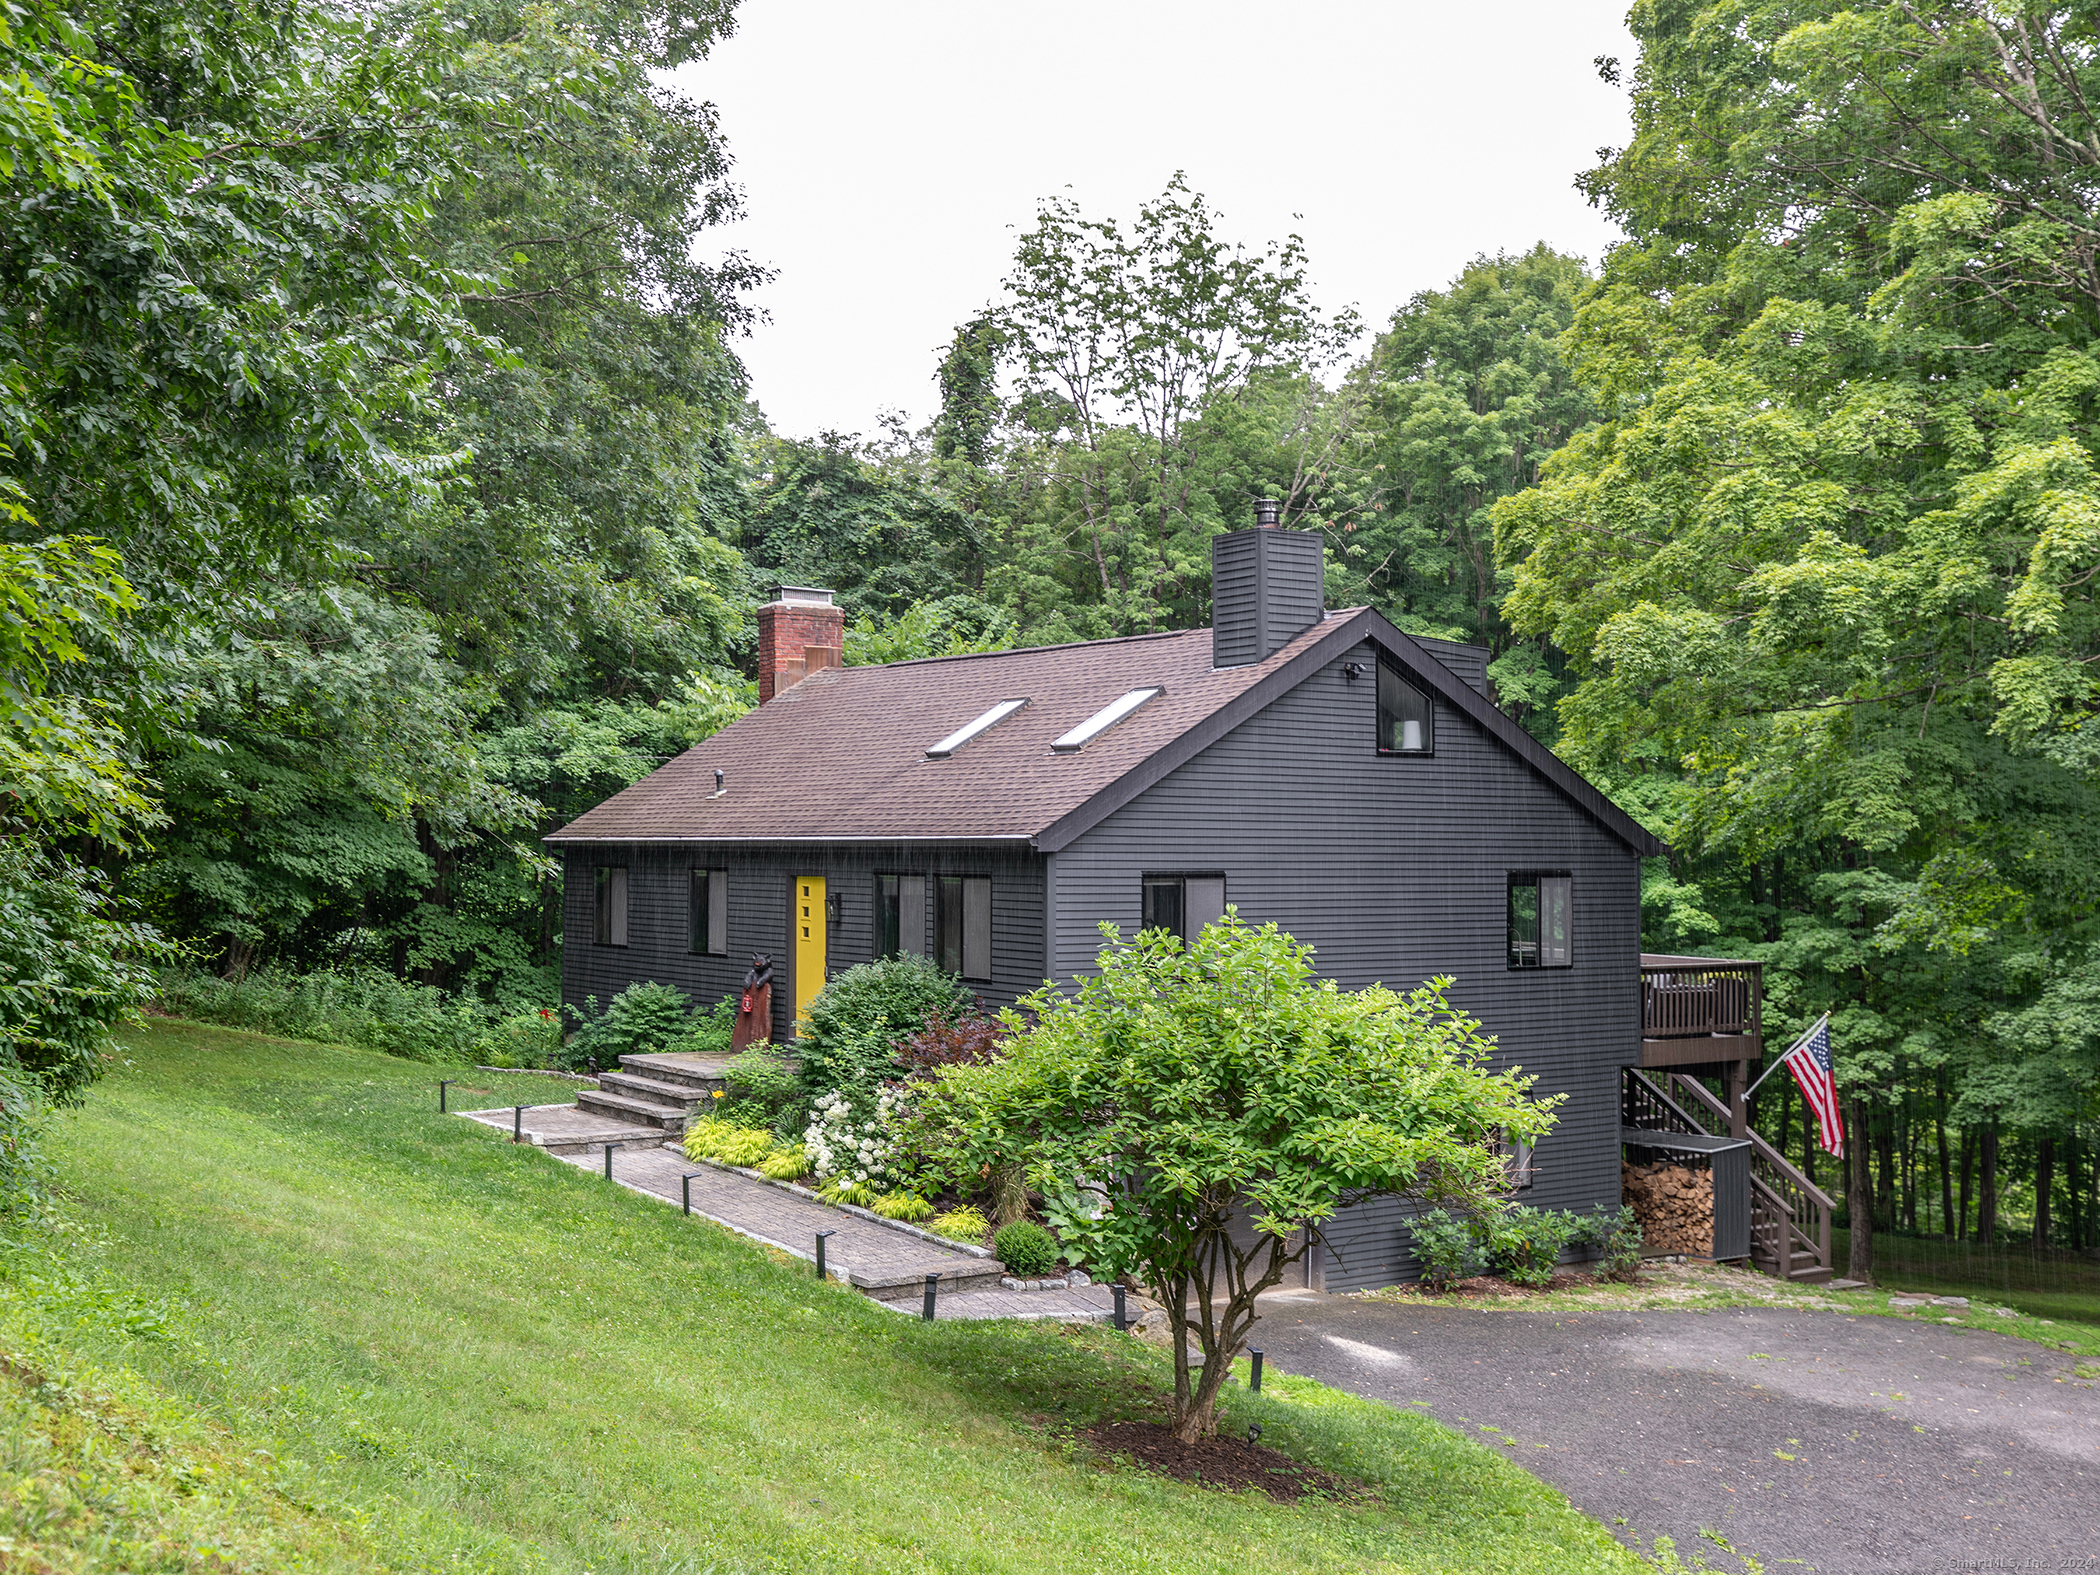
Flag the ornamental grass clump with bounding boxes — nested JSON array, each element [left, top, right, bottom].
[[756, 1147, 808, 1182], [908, 911, 1556, 1442], [993, 1220, 1059, 1277], [871, 1192, 934, 1222], [683, 1123, 775, 1169], [928, 1205, 988, 1243]]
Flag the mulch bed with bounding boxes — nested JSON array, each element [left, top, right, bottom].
[[1079, 1420, 1368, 1504], [1382, 1269, 1642, 1300]]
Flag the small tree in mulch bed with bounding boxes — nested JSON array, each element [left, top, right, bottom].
[[907, 912, 1557, 1443]]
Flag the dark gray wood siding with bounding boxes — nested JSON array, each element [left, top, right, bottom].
[[561, 842, 1047, 1041], [1411, 635, 1491, 699], [1210, 529, 1325, 667], [1049, 633, 1641, 1292]]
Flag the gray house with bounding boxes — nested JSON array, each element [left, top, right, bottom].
[[547, 518, 1676, 1291]]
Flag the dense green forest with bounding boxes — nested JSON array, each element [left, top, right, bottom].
[[3, 0, 2096, 1274]]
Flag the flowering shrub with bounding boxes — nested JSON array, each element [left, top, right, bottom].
[[803, 1085, 908, 1193]]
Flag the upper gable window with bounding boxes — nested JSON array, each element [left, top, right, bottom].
[[1377, 662, 1433, 755]]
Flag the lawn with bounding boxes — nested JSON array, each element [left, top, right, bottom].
[[1832, 1227, 2100, 1327], [6, 1018, 1643, 1574]]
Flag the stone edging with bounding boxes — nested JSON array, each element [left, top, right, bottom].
[[677, 1150, 996, 1260], [471, 1065, 599, 1083]]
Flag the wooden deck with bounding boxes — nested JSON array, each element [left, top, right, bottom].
[[1640, 954, 1761, 1069]]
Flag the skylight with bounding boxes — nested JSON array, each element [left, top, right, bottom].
[[1051, 688, 1163, 753], [925, 698, 1029, 759]]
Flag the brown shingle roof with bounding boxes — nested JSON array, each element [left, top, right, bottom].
[[545, 608, 1666, 856], [546, 615, 1351, 845]]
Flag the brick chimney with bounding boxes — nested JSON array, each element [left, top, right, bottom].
[[757, 586, 845, 702]]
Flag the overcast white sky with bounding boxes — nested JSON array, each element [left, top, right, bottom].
[[668, 1, 1638, 441]]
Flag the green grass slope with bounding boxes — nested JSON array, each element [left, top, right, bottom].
[[12, 1019, 1641, 1573]]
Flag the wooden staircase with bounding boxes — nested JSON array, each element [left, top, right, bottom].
[[1624, 1066, 1834, 1284]]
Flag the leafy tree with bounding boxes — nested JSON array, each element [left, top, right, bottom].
[[1345, 247, 1596, 731], [991, 176, 1358, 639], [910, 915, 1552, 1440], [1495, 0, 2100, 1277], [842, 597, 1014, 666]]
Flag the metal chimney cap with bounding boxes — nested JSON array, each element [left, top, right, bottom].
[[776, 585, 835, 606], [1253, 498, 1281, 528]]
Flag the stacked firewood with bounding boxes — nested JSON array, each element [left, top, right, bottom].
[[1622, 1161, 1713, 1256]]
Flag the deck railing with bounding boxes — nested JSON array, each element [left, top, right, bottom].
[[1640, 956, 1761, 1041]]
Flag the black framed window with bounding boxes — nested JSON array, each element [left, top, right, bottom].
[[935, 875, 991, 981], [688, 869, 727, 955], [1501, 1132, 1536, 1191], [876, 874, 928, 960], [1507, 871, 1571, 968], [1141, 873, 1227, 943], [1376, 661, 1434, 754], [593, 865, 629, 947]]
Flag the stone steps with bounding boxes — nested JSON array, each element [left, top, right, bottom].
[[575, 1086, 693, 1132], [596, 1070, 707, 1109], [618, 1051, 736, 1091]]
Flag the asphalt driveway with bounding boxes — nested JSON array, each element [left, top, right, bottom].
[[1249, 1294, 2098, 1574]]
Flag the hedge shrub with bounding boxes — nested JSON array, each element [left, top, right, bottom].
[[992, 1220, 1059, 1277]]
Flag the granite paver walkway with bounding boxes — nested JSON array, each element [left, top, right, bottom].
[[464, 1109, 1114, 1321], [550, 1137, 1007, 1300]]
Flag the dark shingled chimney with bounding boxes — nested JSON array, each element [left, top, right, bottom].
[[1211, 500, 1324, 668]]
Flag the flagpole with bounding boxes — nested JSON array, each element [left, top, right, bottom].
[[1743, 1013, 1829, 1102]]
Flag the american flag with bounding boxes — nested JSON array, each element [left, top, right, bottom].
[[1782, 1014, 1844, 1157]]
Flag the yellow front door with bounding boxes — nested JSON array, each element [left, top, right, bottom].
[[793, 875, 826, 1031]]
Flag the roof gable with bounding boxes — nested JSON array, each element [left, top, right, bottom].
[[545, 608, 1665, 858]]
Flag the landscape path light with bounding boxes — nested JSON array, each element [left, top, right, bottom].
[[922, 1272, 940, 1321], [814, 1229, 836, 1280], [438, 1079, 455, 1112]]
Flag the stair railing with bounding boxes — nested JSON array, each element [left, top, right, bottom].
[[1665, 1071, 1833, 1280]]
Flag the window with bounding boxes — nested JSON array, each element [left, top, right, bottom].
[[1507, 872, 1572, 968], [926, 698, 1029, 759], [1052, 687, 1163, 752], [936, 875, 991, 981], [688, 869, 727, 955], [593, 865, 628, 947], [1141, 874, 1227, 944], [1377, 661, 1433, 754], [877, 874, 928, 959], [1500, 1132, 1536, 1191]]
